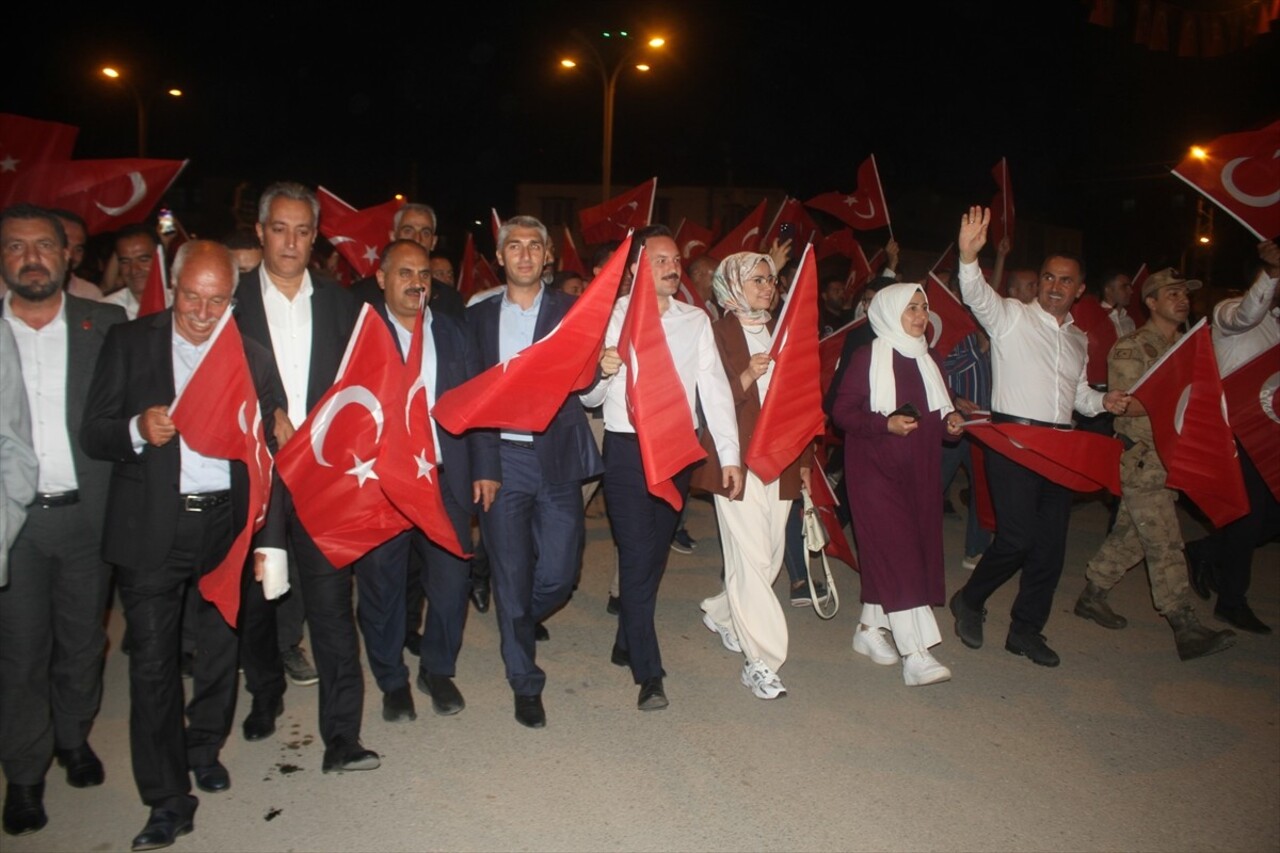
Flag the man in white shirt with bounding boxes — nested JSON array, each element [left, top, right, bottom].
[[102, 224, 159, 320], [583, 225, 742, 710], [1098, 270, 1136, 338], [947, 206, 1128, 667]]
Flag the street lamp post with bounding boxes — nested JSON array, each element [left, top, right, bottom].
[[101, 66, 182, 157], [560, 32, 665, 201]]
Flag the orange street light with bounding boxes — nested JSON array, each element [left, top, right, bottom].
[[98, 65, 183, 156], [1190, 146, 1208, 160]]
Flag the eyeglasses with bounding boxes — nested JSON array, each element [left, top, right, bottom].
[[745, 275, 777, 288]]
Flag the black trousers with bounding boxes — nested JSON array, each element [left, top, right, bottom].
[[1202, 445, 1280, 608], [117, 502, 236, 808], [959, 451, 1073, 636]]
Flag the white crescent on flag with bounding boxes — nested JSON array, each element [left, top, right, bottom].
[[850, 195, 878, 221], [1261, 371, 1280, 424], [1221, 153, 1280, 208], [95, 171, 147, 216], [310, 386, 384, 467], [682, 239, 705, 256], [741, 227, 759, 247]]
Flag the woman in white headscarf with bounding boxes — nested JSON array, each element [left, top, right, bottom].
[[690, 252, 812, 700], [832, 282, 965, 685]]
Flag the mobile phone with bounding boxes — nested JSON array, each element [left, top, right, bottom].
[[889, 402, 922, 421], [778, 222, 795, 242], [158, 208, 176, 235]]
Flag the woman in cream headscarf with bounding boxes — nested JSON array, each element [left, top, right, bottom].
[[690, 252, 812, 700], [832, 282, 965, 686]]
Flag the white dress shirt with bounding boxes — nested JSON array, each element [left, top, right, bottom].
[[102, 287, 140, 321], [581, 295, 740, 468], [3, 293, 78, 492], [1212, 270, 1278, 376], [260, 266, 314, 427], [959, 260, 1103, 424]]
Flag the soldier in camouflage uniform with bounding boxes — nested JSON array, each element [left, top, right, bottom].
[[1073, 268, 1237, 661]]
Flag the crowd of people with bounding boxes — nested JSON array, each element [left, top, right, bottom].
[[1, 186, 1276, 852]]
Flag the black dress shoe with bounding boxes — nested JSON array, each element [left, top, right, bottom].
[[242, 695, 283, 741], [1004, 631, 1061, 667], [403, 630, 422, 657], [56, 742, 104, 787], [469, 578, 491, 613], [606, 595, 621, 615], [131, 804, 194, 852], [191, 761, 230, 793], [382, 685, 418, 722], [514, 693, 546, 728], [637, 677, 669, 711], [610, 644, 630, 667], [1214, 603, 1272, 634], [416, 672, 465, 715], [534, 622, 550, 642], [2, 782, 46, 837], [321, 737, 380, 773], [1185, 539, 1217, 600], [950, 591, 985, 649]]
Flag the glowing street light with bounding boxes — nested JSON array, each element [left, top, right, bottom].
[[99, 65, 183, 156], [1190, 145, 1208, 160]]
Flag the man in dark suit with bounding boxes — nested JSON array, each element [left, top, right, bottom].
[[353, 240, 483, 722], [0, 205, 126, 838], [348, 202, 464, 319], [81, 240, 285, 851], [468, 215, 602, 728], [232, 182, 378, 773]]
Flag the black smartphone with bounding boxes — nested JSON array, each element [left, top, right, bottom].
[[778, 222, 795, 242], [889, 402, 922, 421]]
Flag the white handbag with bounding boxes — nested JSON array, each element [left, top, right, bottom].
[[801, 489, 839, 620]]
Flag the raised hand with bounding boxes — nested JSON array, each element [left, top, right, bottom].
[[958, 206, 990, 265]]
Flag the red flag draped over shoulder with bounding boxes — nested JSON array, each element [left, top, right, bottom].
[[745, 243, 823, 483], [579, 178, 656, 244], [168, 313, 273, 626], [274, 306, 411, 566], [804, 155, 891, 231], [375, 306, 468, 558], [1222, 342, 1280, 501], [923, 272, 977, 359], [1170, 120, 1280, 241], [433, 236, 633, 435], [1128, 319, 1249, 526], [708, 199, 767, 260], [617, 249, 707, 509]]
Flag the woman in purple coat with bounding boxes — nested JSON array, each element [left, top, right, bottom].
[[832, 282, 965, 686]]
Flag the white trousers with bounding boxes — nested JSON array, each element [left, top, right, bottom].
[[860, 603, 941, 656], [702, 471, 792, 672]]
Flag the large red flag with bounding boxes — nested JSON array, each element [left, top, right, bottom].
[[1128, 319, 1249, 526], [746, 243, 824, 483], [433, 235, 632, 434], [1071, 293, 1119, 387], [808, 444, 858, 570], [0, 113, 79, 203], [1221, 342, 1280, 501], [674, 218, 715, 260], [761, 197, 820, 252], [804, 155, 891, 231], [317, 187, 403, 278], [559, 225, 586, 276], [707, 199, 768, 260], [989, 157, 1016, 249], [1171, 120, 1280, 241], [965, 421, 1122, 495], [617, 250, 707, 509], [169, 313, 273, 626], [275, 306, 411, 566], [375, 306, 468, 558], [579, 177, 656, 244], [923, 272, 978, 358], [10, 157, 187, 233], [138, 244, 169, 318]]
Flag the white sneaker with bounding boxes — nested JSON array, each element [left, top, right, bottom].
[[902, 650, 952, 686], [852, 624, 900, 665], [740, 659, 786, 699], [961, 554, 982, 571], [701, 611, 742, 653]]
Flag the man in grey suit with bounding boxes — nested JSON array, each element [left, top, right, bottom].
[[0, 204, 127, 837], [0, 321, 37, 585]]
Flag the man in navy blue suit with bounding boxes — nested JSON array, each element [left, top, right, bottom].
[[467, 216, 602, 728], [353, 240, 484, 722]]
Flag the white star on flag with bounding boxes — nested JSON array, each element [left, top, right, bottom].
[[414, 450, 435, 482], [346, 454, 380, 486], [0, 155, 18, 172], [363, 245, 379, 263], [842, 195, 856, 206]]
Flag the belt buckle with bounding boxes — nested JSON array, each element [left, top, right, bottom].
[[183, 494, 204, 512]]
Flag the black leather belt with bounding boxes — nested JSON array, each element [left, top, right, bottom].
[[179, 491, 231, 511], [31, 490, 79, 509], [605, 431, 638, 441], [1089, 383, 1108, 392], [992, 412, 1074, 431], [500, 439, 535, 449]]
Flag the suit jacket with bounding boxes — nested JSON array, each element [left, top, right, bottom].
[[233, 268, 360, 415], [0, 322, 37, 586], [80, 310, 285, 572], [466, 288, 603, 485], [375, 301, 482, 537]]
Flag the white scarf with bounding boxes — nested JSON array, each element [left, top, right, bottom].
[[867, 282, 953, 418]]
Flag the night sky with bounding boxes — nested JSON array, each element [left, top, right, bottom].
[[4, 0, 1278, 281]]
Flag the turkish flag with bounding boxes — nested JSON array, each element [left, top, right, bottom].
[[675, 218, 715, 260], [1128, 319, 1249, 526], [559, 225, 586, 276], [433, 235, 632, 435], [375, 306, 468, 558], [804, 155, 892, 231], [317, 187, 403, 278], [490, 209, 502, 246], [1127, 263, 1149, 329], [924, 272, 978, 359], [809, 444, 858, 570], [617, 249, 707, 509], [707, 199, 768, 260], [990, 157, 1016, 249], [673, 269, 715, 317], [169, 313, 273, 626], [1171, 120, 1280, 241], [11, 158, 187, 233], [1071, 294, 1119, 386], [819, 317, 866, 399], [966, 421, 1123, 495], [579, 177, 656, 244], [1222, 342, 1280, 501], [841, 240, 877, 305], [928, 242, 958, 276], [456, 233, 480, 301], [0, 113, 79, 204], [275, 306, 411, 566], [137, 244, 169, 318], [761, 197, 820, 252], [746, 244, 824, 483], [818, 229, 858, 261]]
